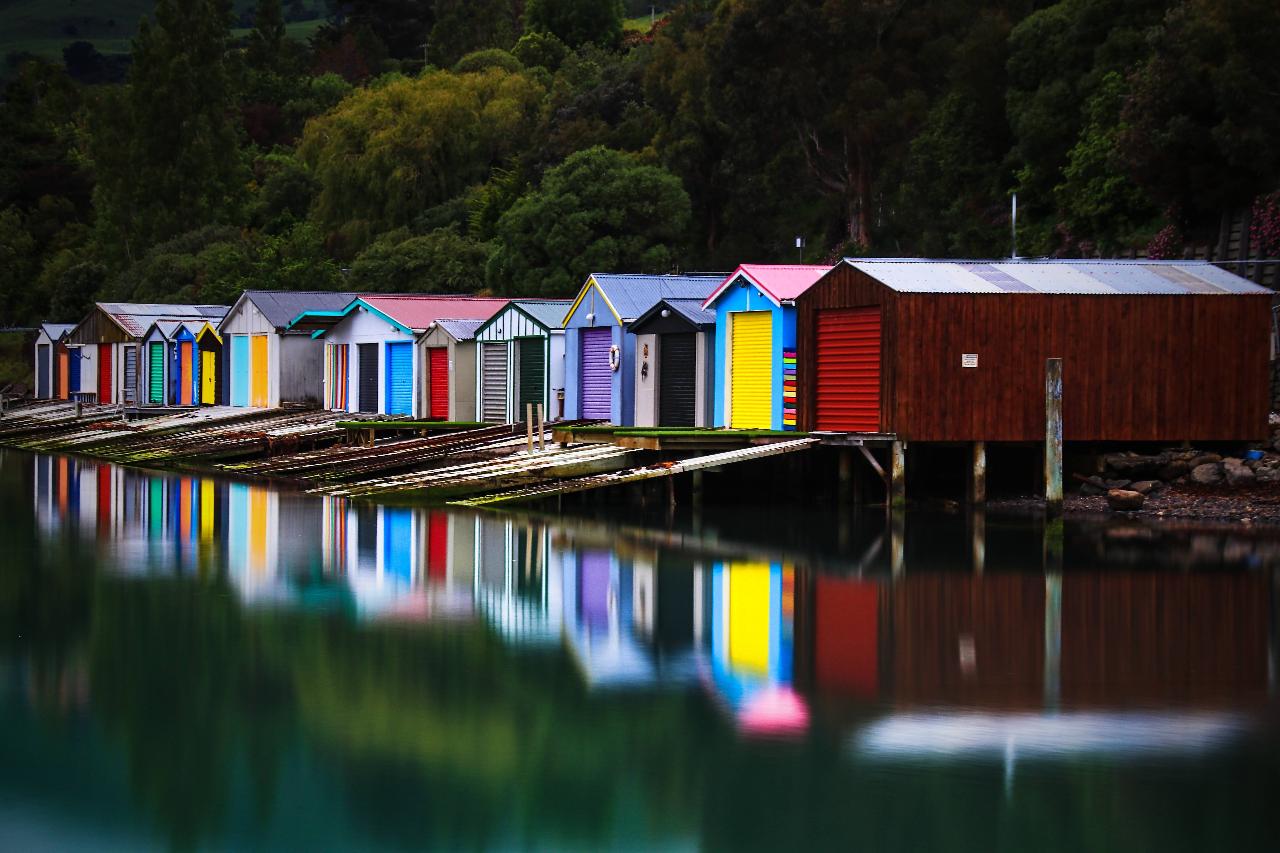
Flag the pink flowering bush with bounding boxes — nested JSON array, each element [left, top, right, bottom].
[[1251, 192, 1280, 258]]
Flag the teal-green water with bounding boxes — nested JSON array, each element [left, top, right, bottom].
[[2, 449, 1278, 851]]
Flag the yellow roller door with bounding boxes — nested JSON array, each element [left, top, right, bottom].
[[730, 311, 772, 429], [250, 334, 268, 407]]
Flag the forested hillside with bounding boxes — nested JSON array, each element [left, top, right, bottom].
[[2, 0, 1278, 327]]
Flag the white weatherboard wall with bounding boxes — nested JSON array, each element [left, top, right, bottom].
[[474, 305, 566, 422], [634, 332, 657, 427], [322, 305, 420, 417]]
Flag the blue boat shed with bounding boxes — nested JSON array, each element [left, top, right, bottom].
[[563, 273, 723, 425]]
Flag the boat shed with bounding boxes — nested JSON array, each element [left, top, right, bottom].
[[473, 300, 573, 423], [795, 259, 1272, 442], [627, 299, 717, 427], [141, 320, 204, 407], [291, 295, 507, 418], [65, 302, 229, 405], [562, 273, 723, 425], [419, 318, 485, 421], [219, 290, 357, 408], [703, 265, 830, 430], [196, 322, 224, 405], [33, 323, 75, 399]]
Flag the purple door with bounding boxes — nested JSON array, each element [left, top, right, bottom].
[[580, 327, 613, 420], [579, 550, 612, 632]]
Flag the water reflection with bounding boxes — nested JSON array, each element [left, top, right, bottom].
[[7, 451, 1280, 851]]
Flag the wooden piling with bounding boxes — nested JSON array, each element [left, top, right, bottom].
[[837, 448, 853, 505], [1043, 570, 1062, 709], [536, 403, 545, 452], [889, 504, 905, 577], [525, 403, 534, 454], [969, 441, 986, 504], [890, 441, 906, 508], [1045, 358, 1063, 514], [970, 507, 986, 575]]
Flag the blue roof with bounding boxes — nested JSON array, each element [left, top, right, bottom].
[[627, 298, 716, 332], [573, 274, 726, 323], [511, 299, 574, 330]]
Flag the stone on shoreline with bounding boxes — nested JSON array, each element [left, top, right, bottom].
[[1188, 453, 1222, 469], [1106, 489, 1146, 511], [1158, 460, 1190, 481], [1129, 480, 1162, 495], [1223, 457, 1255, 487], [1189, 463, 1224, 485]]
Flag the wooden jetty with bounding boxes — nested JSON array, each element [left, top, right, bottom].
[[0, 401, 822, 505]]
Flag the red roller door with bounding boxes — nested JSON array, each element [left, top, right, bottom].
[[428, 347, 449, 419], [816, 307, 881, 432]]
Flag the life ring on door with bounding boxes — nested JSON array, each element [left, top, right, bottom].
[[608, 344, 620, 372]]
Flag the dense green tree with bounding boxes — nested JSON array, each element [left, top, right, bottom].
[[453, 48, 523, 75], [350, 228, 492, 293], [1005, 0, 1168, 252], [1119, 0, 1280, 226], [511, 30, 570, 71], [428, 0, 519, 69], [87, 0, 245, 265], [525, 0, 624, 49], [0, 207, 37, 326], [486, 146, 690, 296], [298, 66, 545, 253], [246, 0, 286, 72]]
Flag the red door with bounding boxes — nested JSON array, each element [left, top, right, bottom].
[[98, 343, 112, 403], [815, 307, 881, 432], [428, 347, 449, 420]]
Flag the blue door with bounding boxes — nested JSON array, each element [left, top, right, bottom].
[[230, 335, 249, 406], [69, 347, 81, 393], [385, 342, 413, 416]]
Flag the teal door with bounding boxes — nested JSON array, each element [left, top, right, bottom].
[[231, 335, 249, 406]]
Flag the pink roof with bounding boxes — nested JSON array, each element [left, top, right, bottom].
[[702, 264, 831, 309], [361, 295, 510, 332]]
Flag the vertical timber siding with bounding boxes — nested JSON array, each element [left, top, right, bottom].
[[797, 264, 1270, 442]]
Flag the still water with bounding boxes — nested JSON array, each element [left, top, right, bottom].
[[1, 449, 1279, 851]]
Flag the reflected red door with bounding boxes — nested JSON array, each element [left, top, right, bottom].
[[815, 576, 880, 697], [427, 512, 448, 581]]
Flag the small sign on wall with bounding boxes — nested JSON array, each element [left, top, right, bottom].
[[962, 353, 978, 368]]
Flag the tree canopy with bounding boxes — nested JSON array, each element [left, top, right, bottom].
[[1, 0, 1278, 327]]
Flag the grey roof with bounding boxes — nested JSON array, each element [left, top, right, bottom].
[[97, 303, 230, 337], [239, 290, 359, 331], [39, 323, 76, 340], [512, 299, 574, 330], [628, 298, 716, 332], [583, 273, 726, 321], [843, 259, 1272, 295], [432, 318, 485, 341]]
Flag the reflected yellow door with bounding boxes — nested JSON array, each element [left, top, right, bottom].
[[728, 561, 771, 674], [201, 351, 216, 404], [730, 311, 772, 429], [200, 479, 215, 541], [250, 335, 268, 407]]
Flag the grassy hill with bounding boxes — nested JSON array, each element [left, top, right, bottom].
[[0, 0, 322, 68]]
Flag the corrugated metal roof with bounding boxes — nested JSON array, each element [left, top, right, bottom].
[[702, 264, 831, 308], [431, 318, 485, 341], [842, 259, 1273, 295], [97, 302, 230, 337], [361, 295, 510, 333], [39, 323, 76, 340], [581, 273, 725, 322], [627, 298, 717, 331], [510, 299, 574, 330], [240, 290, 358, 330]]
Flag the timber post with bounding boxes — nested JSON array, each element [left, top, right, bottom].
[[889, 504, 905, 578], [1043, 570, 1062, 709], [525, 403, 534, 454], [970, 507, 986, 575], [74, 400, 82, 419], [1045, 358, 1063, 514], [969, 441, 986, 504], [837, 448, 853, 506], [537, 403, 545, 451], [890, 441, 906, 508], [691, 470, 704, 510]]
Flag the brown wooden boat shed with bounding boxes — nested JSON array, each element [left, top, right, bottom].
[[795, 259, 1271, 442]]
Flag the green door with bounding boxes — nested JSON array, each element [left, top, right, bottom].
[[517, 338, 545, 419], [148, 342, 165, 404]]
